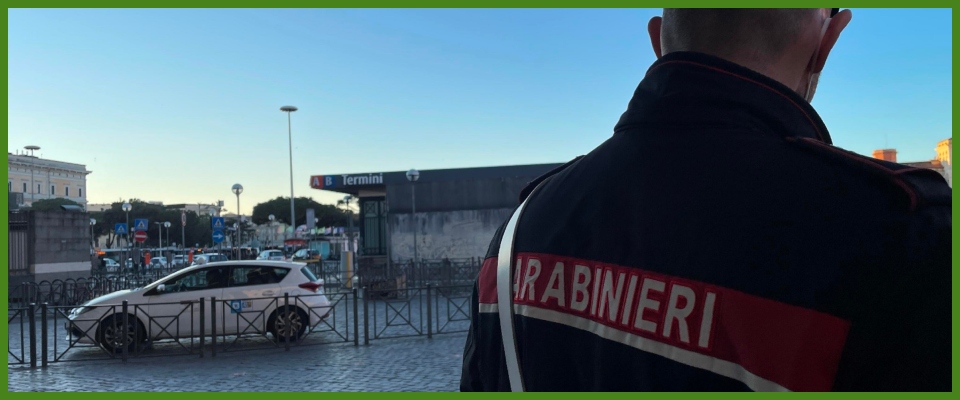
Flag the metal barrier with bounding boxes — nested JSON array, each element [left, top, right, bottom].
[[209, 290, 357, 354], [364, 286, 425, 341], [10, 275, 168, 308], [9, 283, 475, 368], [8, 306, 29, 366], [431, 285, 473, 335], [361, 284, 473, 342]]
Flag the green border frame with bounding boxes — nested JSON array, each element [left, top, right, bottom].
[[2, 3, 956, 396]]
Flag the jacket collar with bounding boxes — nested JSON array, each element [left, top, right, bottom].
[[614, 51, 832, 144]]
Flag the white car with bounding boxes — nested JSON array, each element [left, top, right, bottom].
[[257, 250, 285, 261], [66, 260, 331, 353], [149, 257, 168, 269], [192, 253, 228, 266], [103, 258, 120, 271]]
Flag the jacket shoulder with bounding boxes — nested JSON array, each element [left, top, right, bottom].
[[790, 138, 951, 211], [518, 156, 584, 203]]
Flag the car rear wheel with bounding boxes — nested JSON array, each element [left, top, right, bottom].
[[268, 308, 308, 342]]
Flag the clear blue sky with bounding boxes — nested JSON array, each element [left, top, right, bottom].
[[8, 8, 953, 214]]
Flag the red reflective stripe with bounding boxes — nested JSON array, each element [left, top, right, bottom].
[[478, 257, 498, 304], [480, 253, 850, 392]]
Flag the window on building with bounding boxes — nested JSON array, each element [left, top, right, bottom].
[[66, 187, 70, 197], [8, 181, 11, 192], [51, 185, 55, 196], [79, 187, 83, 198], [38, 183, 41, 194], [22, 182, 27, 192]]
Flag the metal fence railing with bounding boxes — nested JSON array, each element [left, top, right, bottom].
[[9, 282, 477, 368], [355, 258, 481, 297]]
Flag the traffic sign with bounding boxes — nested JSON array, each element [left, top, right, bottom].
[[212, 217, 225, 231], [114, 223, 128, 235], [181, 211, 187, 227], [134, 231, 148, 243], [134, 219, 149, 232], [212, 230, 225, 243]]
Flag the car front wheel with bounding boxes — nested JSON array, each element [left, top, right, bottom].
[[97, 314, 146, 354]]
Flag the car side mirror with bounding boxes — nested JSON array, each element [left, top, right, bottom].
[[157, 284, 166, 293]]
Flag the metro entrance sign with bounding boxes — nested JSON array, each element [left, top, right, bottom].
[[134, 230, 148, 243]]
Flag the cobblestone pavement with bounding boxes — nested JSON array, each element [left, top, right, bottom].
[[8, 333, 469, 392]]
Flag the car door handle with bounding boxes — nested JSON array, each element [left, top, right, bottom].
[[262, 291, 275, 297]]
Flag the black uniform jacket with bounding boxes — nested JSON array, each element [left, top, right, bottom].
[[460, 51, 952, 392]]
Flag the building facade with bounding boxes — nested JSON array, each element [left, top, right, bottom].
[[8, 209, 95, 286], [310, 163, 563, 265], [8, 152, 92, 208], [870, 138, 952, 187]]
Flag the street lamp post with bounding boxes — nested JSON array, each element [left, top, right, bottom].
[[154, 222, 163, 256], [232, 183, 243, 259], [164, 221, 171, 267], [122, 202, 132, 271], [343, 195, 355, 253], [406, 169, 420, 268], [24, 146, 39, 203], [268, 214, 275, 247], [180, 211, 186, 264], [281, 105, 298, 239], [208, 208, 219, 255], [90, 218, 97, 248]]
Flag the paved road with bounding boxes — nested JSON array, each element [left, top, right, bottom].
[[8, 333, 469, 392]]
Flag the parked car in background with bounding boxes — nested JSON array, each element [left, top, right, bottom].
[[103, 258, 120, 272], [292, 249, 321, 263], [66, 260, 331, 352], [149, 257, 168, 269], [192, 253, 228, 266], [172, 255, 186, 268], [258, 250, 285, 261]]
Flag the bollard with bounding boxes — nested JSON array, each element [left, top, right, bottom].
[[284, 293, 291, 351], [121, 301, 129, 362], [363, 286, 370, 346], [352, 288, 359, 346], [426, 284, 433, 339], [199, 298, 205, 358], [28, 303, 36, 368], [41, 303, 48, 368], [210, 297, 217, 357]]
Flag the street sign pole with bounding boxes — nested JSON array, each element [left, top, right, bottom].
[[182, 211, 186, 264]]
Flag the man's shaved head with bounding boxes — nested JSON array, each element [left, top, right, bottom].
[[661, 8, 823, 64]]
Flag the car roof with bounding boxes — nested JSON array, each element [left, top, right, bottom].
[[187, 260, 305, 269]]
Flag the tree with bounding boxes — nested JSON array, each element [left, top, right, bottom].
[[251, 196, 347, 227], [88, 200, 219, 249], [29, 198, 82, 211]]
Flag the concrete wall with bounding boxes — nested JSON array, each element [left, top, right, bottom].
[[28, 210, 92, 281], [389, 208, 513, 260]]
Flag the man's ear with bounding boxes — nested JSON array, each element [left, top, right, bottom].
[[648, 16, 663, 59], [813, 9, 852, 73]]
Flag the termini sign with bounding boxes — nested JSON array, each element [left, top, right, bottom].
[[310, 173, 384, 189]]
